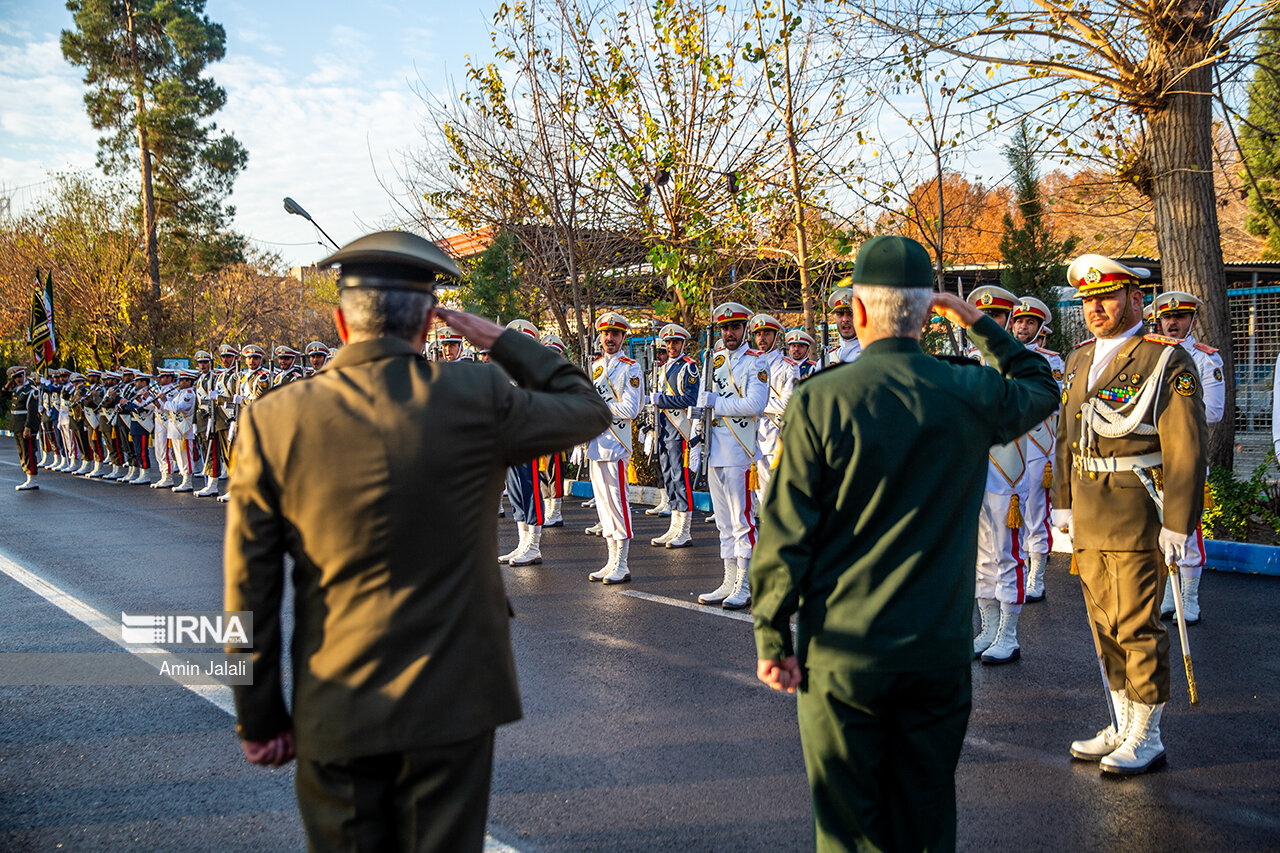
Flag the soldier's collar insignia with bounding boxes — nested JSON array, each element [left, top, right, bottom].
[[1174, 372, 1198, 397]]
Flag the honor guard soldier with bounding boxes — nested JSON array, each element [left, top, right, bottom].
[[499, 319, 551, 568], [1152, 290, 1224, 624], [697, 302, 768, 609], [119, 367, 148, 480], [1010, 297, 1065, 602], [83, 368, 108, 477], [239, 345, 272, 408], [194, 352, 224, 496], [435, 326, 472, 362], [1054, 254, 1206, 775], [540, 333, 570, 527], [586, 311, 644, 584], [213, 344, 240, 501], [824, 285, 863, 366], [95, 371, 124, 479], [66, 373, 92, 475], [785, 329, 818, 379], [2, 366, 40, 490], [120, 371, 155, 484], [750, 313, 797, 510], [750, 236, 1060, 853], [272, 346, 305, 387], [148, 367, 179, 487], [647, 322, 700, 548], [304, 341, 331, 376], [643, 344, 674, 517], [966, 285, 1032, 664], [164, 368, 200, 492]]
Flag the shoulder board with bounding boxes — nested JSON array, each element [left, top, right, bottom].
[[593, 354, 605, 362], [746, 348, 762, 356], [782, 356, 798, 366], [1143, 334, 1180, 346], [1036, 346, 1060, 356], [1073, 339, 1093, 348], [1193, 342, 1218, 354], [681, 355, 696, 364], [618, 355, 635, 364]]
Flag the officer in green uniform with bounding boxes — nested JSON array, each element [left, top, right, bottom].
[[750, 236, 1060, 853], [224, 230, 611, 852]]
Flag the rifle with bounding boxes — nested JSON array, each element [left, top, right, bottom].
[[694, 301, 715, 491]]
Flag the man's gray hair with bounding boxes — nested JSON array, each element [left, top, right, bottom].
[[339, 288, 435, 342], [852, 285, 933, 338]]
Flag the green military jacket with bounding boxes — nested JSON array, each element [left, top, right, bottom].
[[224, 329, 610, 760], [751, 316, 1059, 671], [1052, 331, 1206, 549]]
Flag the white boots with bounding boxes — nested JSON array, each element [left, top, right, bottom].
[[510, 526, 543, 567], [15, 474, 38, 491], [699, 559, 738, 605], [151, 470, 175, 488], [172, 474, 195, 493], [1162, 573, 1201, 625], [1070, 691, 1167, 775], [585, 521, 603, 535], [88, 460, 104, 478], [645, 494, 671, 516], [103, 465, 123, 481], [1070, 690, 1132, 760], [664, 512, 693, 548], [589, 539, 633, 583], [499, 523, 530, 564], [195, 476, 220, 497], [544, 498, 563, 527], [74, 458, 92, 475], [973, 599, 1000, 657], [1025, 555, 1047, 602], [650, 511, 680, 546], [129, 468, 151, 484], [722, 558, 751, 610], [981, 607, 1020, 664]]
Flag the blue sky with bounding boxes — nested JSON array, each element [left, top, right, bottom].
[[0, 0, 500, 268]]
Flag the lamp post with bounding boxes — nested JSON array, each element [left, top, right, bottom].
[[283, 197, 340, 251]]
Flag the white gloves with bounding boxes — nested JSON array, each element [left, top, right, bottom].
[[569, 446, 583, 467], [643, 431, 655, 456], [697, 390, 716, 411], [1159, 527, 1190, 564], [1050, 509, 1072, 532], [233, 394, 244, 404], [649, 392, 662, 406]]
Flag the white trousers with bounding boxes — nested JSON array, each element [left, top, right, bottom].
[[589, 458, 633, 541], [710, 465, 756, 560], [1021, 454, 1053, 558], [153, 421, 171, 475], [976, 490, 1025, 607], [168, 434, 196, 477]]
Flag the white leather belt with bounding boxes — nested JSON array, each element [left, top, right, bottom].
[[1073, 452, 1163, 473]]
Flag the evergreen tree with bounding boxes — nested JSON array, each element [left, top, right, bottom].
[[1241, 8, 1280, 259], [999, 122, 1077, 352], [61, 0, 248, 350]]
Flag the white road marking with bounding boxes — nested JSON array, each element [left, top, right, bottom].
[[619, 589, 755, 623], [0, 546, 235, 714], [0, 545, 524, 852]]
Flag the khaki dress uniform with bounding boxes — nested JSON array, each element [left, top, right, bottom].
[[751, 236, 1060, 853], [1053, 254, 1206, 775]]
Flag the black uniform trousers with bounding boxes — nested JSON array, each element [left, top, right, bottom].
[[294, 731, 494, 853], [797, 665, 971, 853]]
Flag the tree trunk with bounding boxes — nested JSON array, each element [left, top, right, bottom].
[[778, 10, 816, 338], [1144, 30, 1234, 469], [126, 2, 162, 364]]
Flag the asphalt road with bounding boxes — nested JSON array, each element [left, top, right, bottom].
[[1, 445, 1278, 852]]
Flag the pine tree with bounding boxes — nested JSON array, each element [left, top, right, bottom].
[[61, 0, 248, 351], [999, 122, 1078, 352], [1241, 7, 1280, 259]]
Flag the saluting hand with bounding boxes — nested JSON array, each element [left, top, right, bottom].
[[435, 308, 504, 351], [930, 293, 984, 329], [757, 657, 802, 694]]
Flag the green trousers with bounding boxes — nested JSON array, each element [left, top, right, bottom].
[[295, 731, 494, 853], [1074, 548, 1170, 704], [798, 665, 971, 853]]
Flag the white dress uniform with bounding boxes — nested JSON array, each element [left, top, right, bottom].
[[755, 347, 797, 507], [1022, 343, 1065, 595], [825, 336, 863, 365], [164, 376, 198, 491], [698, 302, 769, 609], [966, 285, 1030, 664], [149, 378, 177, 487]]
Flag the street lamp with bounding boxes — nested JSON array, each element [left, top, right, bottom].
[[283, 197, 340, 250]]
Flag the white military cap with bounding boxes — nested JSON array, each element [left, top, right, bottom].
[[506, 319, 541, 338], [304, 340, 330, 356], [177, 368, 198, 380], [275, 345, 299, 358], [1152, 290, 1203, 317], [827, 287, 854, 311], [436, 325, 465, 344], [595, 312, 631, 333], [541, 333, 567, 353], [6, 366, 26, 377], [659, 323, 691, 341], [156, 366, 177, 377], [711, 302, 751, 325], [784, 328, 815, 348], [966, 285, 1018, 312], [1066, 254, 1150, 298], [241, 344, 266, 359], [749, 313, 784, 333], [218, 343, 238, 357], [1012, 296, 1052, 326], [102, 370, 122, 380]]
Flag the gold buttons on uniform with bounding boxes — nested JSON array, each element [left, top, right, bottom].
[[1072, 441, 1078, 449], [1075, 413, 1081, 420], [1089, 472, 1098, 480]]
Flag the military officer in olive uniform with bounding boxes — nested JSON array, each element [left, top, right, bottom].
[[1152, 290, 1224, 624], [1053, 254, 1207, 776], [224, 230, 610, 852], [2, 366, 40, 490], [751, 236, 1059, 853]]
